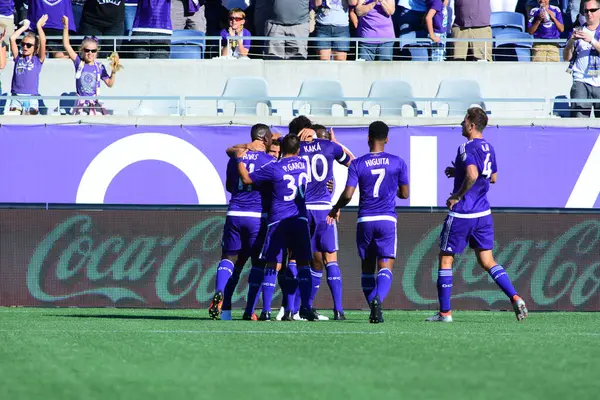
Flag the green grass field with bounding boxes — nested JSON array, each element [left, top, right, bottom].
[[1, 308, 598, 400]]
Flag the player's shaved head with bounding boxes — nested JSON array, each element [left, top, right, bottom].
[[288, 116, 312, 135], [465, 107, 488, 133], [312, 124, 331, 140], [250, 123, 271, 141], [281, 134, 301, 156], [368, 121, 389, 141]]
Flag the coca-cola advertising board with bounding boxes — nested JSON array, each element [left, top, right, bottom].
[[1, 208, 598, 311]]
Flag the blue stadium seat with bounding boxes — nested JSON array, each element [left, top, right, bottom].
[[217, 77, 276, 116], [58, 92, 77, 115], [170, 30, 205, 59], [494, 32, 533, 62], [553, 95, 571, 118], [292, 79, 352, 117], [398, 30, 430, 61], [432, 79, 488, 117], [491, 12, 525, 32], [362, 80, 421, 117]]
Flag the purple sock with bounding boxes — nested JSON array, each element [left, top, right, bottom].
[[293, 287, 301, 314], [326, 262, 343, 312], [244, 267, 264, 315], [437, 269, 453, 313], [215, 259, 234, 293], [261, 268, 278, 313], [376, 268, 393, 303], [298, 265, 312, 309], [309, 268, 322, 308], [361, 273, 377, 304], [282, 263, 298, 313], [489, 265, 518, 299], [222, 266, 242, 310]]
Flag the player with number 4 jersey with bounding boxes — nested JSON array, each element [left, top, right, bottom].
[[328, 121, 409, 324], [427, 107, 528, 323]]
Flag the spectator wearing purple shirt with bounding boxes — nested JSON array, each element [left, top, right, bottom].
[[28, 0, 75, 58], [131, 0, 172, 59], [9, 15, 47, 115], [425, 0, 448, 61], [527, 0, 564, 61], [0, 0, 14, 47], [220, 7, 251, 58], [356, 0, 396, 61], [452, 0, 492, 61]]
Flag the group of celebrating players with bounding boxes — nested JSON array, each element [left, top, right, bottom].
[[208, 108, 529, 323]]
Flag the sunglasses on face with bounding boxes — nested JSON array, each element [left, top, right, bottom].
[[83, 48, 98, 53], [21, 42, 34, 49], [585, 8, 600, 14], [229, 16, 244, 21]]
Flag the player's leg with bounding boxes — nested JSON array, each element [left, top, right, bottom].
[[210, 216, 242, 319], [292, 218, 319, 321], [220, 253, 249, 321], [243, 219, 268, 321], [315, 212, 343, 319], [258, 221, 284, 321], [358, 221, 376, 304], [472, 215, 527, 321], [279, 256, 299, 321], [305, 210, 324, 316], [426, 215, 470, 322], [367, 221, 397, 324]]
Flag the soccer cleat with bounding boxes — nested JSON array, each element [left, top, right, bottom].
[[512, 296, 528, 321], [276, 306, 285, 321], [293, 312, 306, 321], [314, 309, 329, 321], [369, 296, 384, 324], [220, 310, 232, 321], [242, 312, 258, 321], [208, 291, 224, 320], [333, 310, 346, 320], [299, 306, 318, 321], [281, 310, 294, 321], [425, 312, 453, 323], [258, 311, 271, 321]]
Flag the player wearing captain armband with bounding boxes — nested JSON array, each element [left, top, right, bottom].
[[427, 107, 528, 323]]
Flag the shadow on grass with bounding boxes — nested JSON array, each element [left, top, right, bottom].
[[47, 314, 212, 321]]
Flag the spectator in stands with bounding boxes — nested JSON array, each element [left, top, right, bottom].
[[425, 0, 448, 61], [222, 1, 252, 31], [452, 0, 492, 61], [0, 1, 14, 47], [171, 0, 206, 33], [356, 0, 396, 61], [131, 0, 172, 59], [28, 0, 75, 58], [71, 1, 86, 33], [220, 7, 251, 57], [527, 0, 564, 62], [313, 0, 354, 61], [564, 0, 600, 117], [395, 0, 427, 59], [0, 28, 6, 92], [62, 16, 119, 114], [9, 15, 47, 115], [79, 0, 125, 58], [124, 0, 137, 35], [265, 0, 310, 59]]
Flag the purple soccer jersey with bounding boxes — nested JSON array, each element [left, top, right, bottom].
[[11, 55, 43, 95], [346, 151, 408, 260], [250, 156, 312, 263], [0, 0, 13, 16], [439, 138, 498, 254], [528, 5, 563, 39], [133, 0, 172, 33], [28, 0, 76, 32]]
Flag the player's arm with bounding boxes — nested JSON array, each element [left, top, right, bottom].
[[330, 128, 354, 166], [328, 185, 356, 224], [397, 161, 410, 199], [447, 164, 478, 209], [397, 184, 409, 199], [235, 150, 254, 185], [226, 142, 266, 157], [490, 172, 497, 184]]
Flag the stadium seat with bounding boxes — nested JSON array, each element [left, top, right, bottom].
[[58, 92, 77, 115], [494, 32, 533, 62], [217, 77, 276, 116], [129, 98, 181, 116], [362, 79, 421, 117], [398, 30, 430, 61], [491, 12, 525, 32], [170, 30, 205, 59], [431, 79, 488, 117], [292, 79, 352, 117], [553, 95, 571, 118]]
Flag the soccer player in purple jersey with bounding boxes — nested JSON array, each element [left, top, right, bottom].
[[327, 121, 409, 323], [208, 124, 274, 321], [237, 134, 318, 321], [297, 124, 353, 321], [426, 107, 528, 323]]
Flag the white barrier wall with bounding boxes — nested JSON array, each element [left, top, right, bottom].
[[0, 59, 575, 118]]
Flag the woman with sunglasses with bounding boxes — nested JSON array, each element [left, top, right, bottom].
[[61, 15, 118, 115], [220, 8, 251, 58], [9, 15, 47, 115]]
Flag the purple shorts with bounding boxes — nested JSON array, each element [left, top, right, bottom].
[[439, 213, 494, 254], [356, 219, 397, 260], [307, 208, 338, 254], [221, 215, 263, 259], [260, 217, 313, 263]]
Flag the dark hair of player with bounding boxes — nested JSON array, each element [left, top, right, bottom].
[[281, 134, 301, 155], [250, 123, 271, 141], [312, 124, 330, 140], [465, 107, 488, 133], [368, 121, 389, 141], [270, 140, 280, 147], [288, 116, 312, 135]]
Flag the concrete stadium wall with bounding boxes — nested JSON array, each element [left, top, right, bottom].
[[0, 59, 578, 119]]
